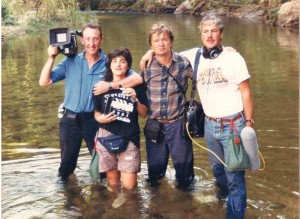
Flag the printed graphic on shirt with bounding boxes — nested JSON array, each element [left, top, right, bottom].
[[198, 67, 228, 90], [104, 92, 135, 123]]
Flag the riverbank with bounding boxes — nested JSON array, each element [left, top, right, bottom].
[[1, 10, 98, 39], [79, 0, 298, 28], [2, 0, 298, 39]]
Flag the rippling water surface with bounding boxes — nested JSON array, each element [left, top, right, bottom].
[[2, 13, 299, 218]]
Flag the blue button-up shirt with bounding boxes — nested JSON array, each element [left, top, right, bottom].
[[51, 49, 107, 113]]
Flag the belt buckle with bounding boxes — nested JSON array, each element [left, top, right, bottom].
[[66, 110, 77, 120], [160, 119, 171, 124]]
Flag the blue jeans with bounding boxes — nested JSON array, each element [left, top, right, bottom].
[[59, 114, 98, 178], [205, 112, 247, 219], [145, 118, 194, 186]]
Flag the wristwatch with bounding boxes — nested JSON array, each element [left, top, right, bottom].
[[245, 119, 254, 124], [108, 82, 113, 91]]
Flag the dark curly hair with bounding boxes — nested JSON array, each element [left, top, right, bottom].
[[105, 47, 132, 82]]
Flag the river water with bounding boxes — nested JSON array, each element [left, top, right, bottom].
[[1, 13, 299, 219]]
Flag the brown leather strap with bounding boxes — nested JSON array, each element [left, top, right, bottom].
[[206, 114, 243, 123], [157, 115, 183, 124]]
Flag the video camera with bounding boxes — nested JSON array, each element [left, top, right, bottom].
[[49, 28, 82, 57]]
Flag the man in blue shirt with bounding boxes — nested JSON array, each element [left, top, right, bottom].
[[39, 23, 142, 181]]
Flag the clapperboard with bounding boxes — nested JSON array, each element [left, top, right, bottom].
[[104, 92, 135, 123]]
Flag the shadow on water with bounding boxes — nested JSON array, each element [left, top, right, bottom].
[[2, 13, 299, 219]]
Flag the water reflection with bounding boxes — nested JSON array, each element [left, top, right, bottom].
[[3, 151, 294, 218], [2, 13, 299, 218], [1, 154, 220, 219]]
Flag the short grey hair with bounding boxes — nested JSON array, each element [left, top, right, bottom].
[[82, 23, 103, 38], [198, 14, 224, 33]]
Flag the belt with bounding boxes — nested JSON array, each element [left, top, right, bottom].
[[206, 113, 243, 123], [65, 109, 94, 120], [157, 115, 183, 124]]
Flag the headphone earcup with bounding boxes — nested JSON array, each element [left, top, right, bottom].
[[202, 46, 222, 59], [209, 47, 221, 59]]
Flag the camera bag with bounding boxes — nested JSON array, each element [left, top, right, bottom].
[[225, 120, 249, 171], [143, 118, 165, 143], [89, 149, 100, 180]]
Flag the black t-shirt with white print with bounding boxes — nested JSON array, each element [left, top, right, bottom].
[[93, 83, 148, 147]]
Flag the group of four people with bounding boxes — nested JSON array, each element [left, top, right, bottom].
[[39, 14, 254, 218]]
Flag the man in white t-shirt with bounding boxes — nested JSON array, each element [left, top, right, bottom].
[[140, 14, 254, 219], [180, 15, 253, 219]]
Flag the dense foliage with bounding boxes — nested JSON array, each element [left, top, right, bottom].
[[2, 0, 89, 32]]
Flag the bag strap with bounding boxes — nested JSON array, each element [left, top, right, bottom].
[[164, 67, 185, 95], [230, 120, 239, 135], [168, 48, 202, 97], [93, 130, 99, 150], [144, 64, 185, 98], [188, 48, 202, 106]]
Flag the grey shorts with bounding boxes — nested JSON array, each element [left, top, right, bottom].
[[96, 128, 141, 173]]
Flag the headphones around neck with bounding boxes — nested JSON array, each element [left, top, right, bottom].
[[202, 46, 223, 59]]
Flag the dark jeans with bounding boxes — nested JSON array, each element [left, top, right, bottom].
[[58, 113, 98, 178], [205, 113, 247, 219], [145, 118, 194, 186]]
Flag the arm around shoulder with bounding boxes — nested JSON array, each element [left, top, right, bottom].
[[140, 49, 154, 71], [111, 71, 143, 89]]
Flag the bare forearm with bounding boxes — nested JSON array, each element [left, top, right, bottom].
[[243, 93, 253, 120], [39, 57, 55, 87], [240, 80, 254, 127], [94, 111, 102, 123], [140, 49, 154, 71], [137, 101, 148, 118], [111, 73, 143, 89]]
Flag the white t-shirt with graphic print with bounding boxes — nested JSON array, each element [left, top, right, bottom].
[[180, 47, 250, 118]]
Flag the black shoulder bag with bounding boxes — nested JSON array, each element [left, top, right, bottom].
[[184, 49, 205, 138]]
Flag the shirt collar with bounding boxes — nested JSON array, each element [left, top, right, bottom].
[[80, 48, 106, 61], [153, 51, 177, 67]]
